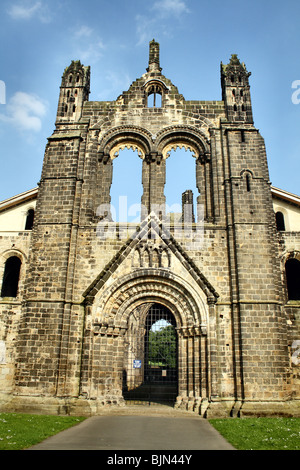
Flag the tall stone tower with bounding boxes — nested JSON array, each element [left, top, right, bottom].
[[7, 42, 298, 417]]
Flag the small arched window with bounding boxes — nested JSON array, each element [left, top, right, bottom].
[[1, 256, 21, 298], [25, 209, 34, 230], [285, 258, 300, 301], [275, 211, 285, 231], [245, 173, 251, 192], [146, 83, 163, 108]]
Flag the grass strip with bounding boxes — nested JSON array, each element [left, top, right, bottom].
[[0, 413, 86, 450], [209, 417, 300, 450]]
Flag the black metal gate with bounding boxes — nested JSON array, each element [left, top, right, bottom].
[[123, 303, 178, 405]]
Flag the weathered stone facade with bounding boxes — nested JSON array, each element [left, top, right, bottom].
[[0, 41, 299, 417]]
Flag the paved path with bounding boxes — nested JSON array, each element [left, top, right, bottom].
[[28, 406, 235, 451]]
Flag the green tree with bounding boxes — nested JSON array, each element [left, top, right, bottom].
[[148, 325, 177, 368]]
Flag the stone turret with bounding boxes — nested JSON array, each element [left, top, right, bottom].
[[221, 54, 253, 123], [56, 60, 90, 123]]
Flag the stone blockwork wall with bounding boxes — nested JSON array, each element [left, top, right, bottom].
[[0, 232, 31, 401], [1, 42, 299, 417], [278, 231, 300, 400]]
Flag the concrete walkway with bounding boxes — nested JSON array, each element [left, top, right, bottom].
[[28, 406, 235, 451]]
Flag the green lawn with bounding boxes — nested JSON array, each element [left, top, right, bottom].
[[209, 417, 300, 450], [0, 413, 299, 450], [0, 413, 86, 450]]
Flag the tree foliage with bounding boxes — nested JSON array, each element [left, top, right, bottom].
[[148, 325, 177, 368]]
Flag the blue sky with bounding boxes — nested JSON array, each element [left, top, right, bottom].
[[1, 0, 300, 206]]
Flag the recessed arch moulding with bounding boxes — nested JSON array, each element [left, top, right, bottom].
[[80, 250, 216, 410]]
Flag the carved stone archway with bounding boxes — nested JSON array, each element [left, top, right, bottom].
[[80, 269, 213, 411]]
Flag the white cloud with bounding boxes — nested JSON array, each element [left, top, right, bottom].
[[75, 40, 106, 63], [152, 0, 190, 17], [135, 15, 156, 46], [7, 1, 52, 23], [0, 92, 47, 132], [71, 26, 106, 63], [97, 71, 131, 101], [136, 0, 190, 45], [75, 26, 94, 38]]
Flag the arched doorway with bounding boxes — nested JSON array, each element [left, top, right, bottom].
[[123, 302, 178, 405]]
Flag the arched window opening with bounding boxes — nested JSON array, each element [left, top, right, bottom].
[[1, 256, 21, 298], [276, 211, 285, 231], [245, 173, 251, 192], [25, 209, 34, 230], [165, 147, 198, 222], [110, 147, 143, 223], [147, 84, 163, 108], [285, 258, 300, 301]]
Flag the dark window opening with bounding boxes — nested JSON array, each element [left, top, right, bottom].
[[276, 211, 285, 231], [241, 130, 245, 142], [246, 173, 251, 192], [1, 257, 21, 298], [25, 209, 34, 230], [285, 258, 300, 301]]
